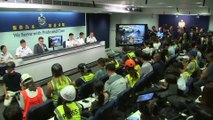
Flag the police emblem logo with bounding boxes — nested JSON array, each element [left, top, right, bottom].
[[38, 13, 46, 27]]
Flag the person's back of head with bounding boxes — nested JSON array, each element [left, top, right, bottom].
[[93, 81, 105, 106], [201, 83, 213, 108], [6, 61, 15, 74], [165, 66, 180, 78], [78, 63, 92, 75], [122, 46, 130, 53], [172, 62, 184, 73], [21, 73, 36, 91], [106, 63, 116, 75], [51, 63, 63, 78], [3, 104, 23, 120], [165, 74, 178, 85], [59, 85, 77, 119], [97, 58, 106, 67]]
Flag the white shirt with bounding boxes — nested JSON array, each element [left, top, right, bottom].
[[86, 36, 97, 43], [153, 42, 161, 50], [16, 46, 33, 57], [0, 52, 13, 62], [77, 37, 85, 46], [66, 40, 77, 48], [140, 61, 153, 77]]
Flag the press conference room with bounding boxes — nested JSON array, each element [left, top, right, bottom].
[[0, 0, 213, 120]]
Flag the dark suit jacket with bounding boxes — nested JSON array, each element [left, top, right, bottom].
[[33, 43, 48, 54]]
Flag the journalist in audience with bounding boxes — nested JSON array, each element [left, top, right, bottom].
[[3, 103, 23, 120], [94, 58, 107, 81], [200, 83, 213, 108], [3, 62, 21, 107], [89, 81, 109, 115], [54, 85, 82, 120], [135, 50, 153, 77], [20, 73, 46, 120], [74, 63, 95, 87], [104, 63, 128, 101], [194, 49, 213, 94], [46, 63, 73, 106], [124, 59, 140, 88]]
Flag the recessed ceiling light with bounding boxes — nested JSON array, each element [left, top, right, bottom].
[[167, 6, 174, 8], [157, 2, 164, 5], [195, 2, 202, 4]]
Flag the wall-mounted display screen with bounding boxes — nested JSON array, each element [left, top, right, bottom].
[[116, 24, 147, 46], [48, 35, 63, 48]]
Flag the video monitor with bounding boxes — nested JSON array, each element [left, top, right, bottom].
[[48, 35, 63, 48], [116, 24, 147, 46]]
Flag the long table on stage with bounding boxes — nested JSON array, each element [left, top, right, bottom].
[[14, 42, 106, 83]]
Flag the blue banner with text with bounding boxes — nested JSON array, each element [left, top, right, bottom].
[[0, 12, 85, 32]]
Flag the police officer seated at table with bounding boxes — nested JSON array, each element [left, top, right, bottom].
[[16, 39, 33, 58], [74, 63, 95, 88], [66, 33, 78, 48], [0, 45, 14, 76], [86, 32, 97, 44], [54, 85, 82, 120], [19, 73, 46, 120], [2, 62, 21, 107], [33, 36, 48, 54], [76, 32, 86, 46]]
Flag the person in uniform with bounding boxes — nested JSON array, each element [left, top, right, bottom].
[[76, 32, 85, 46], [86, 32, 97, 43], [66, 33, 78, 48], [16, 39, 33, 58]]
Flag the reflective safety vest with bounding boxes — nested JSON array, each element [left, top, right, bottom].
[[181, 72, 191, 83], [134, 64, 141, 73], [126, 72, 140, 88], [21, 87, 44, 120], [80, 73, 95, 82], [188, 59, 199, 76], [50, 76, 72, 103], [109, 60, 120, 69], [54, 102, 82, 120], [127, 51, 136, 59]]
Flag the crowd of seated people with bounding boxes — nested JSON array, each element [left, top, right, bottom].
[[2, 25, 213, 120]]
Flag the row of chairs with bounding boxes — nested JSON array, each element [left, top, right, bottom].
[[89, 71, 155, 120], [27, 71, 154, 120]]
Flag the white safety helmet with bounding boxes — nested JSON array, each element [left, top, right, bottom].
[[60, 85, 76, 102]]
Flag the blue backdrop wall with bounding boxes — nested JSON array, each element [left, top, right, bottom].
[[86, 13, 110, 48], [159, 15, 210, 38], [0, 12, 85, 32]]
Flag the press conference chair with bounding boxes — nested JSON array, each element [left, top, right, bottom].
[[132, 71, 154, 93], [116, 87, 132, 114], [91, 100, 116, 120], [78, 79, 96, 100], [27, 100, 55, 120]]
